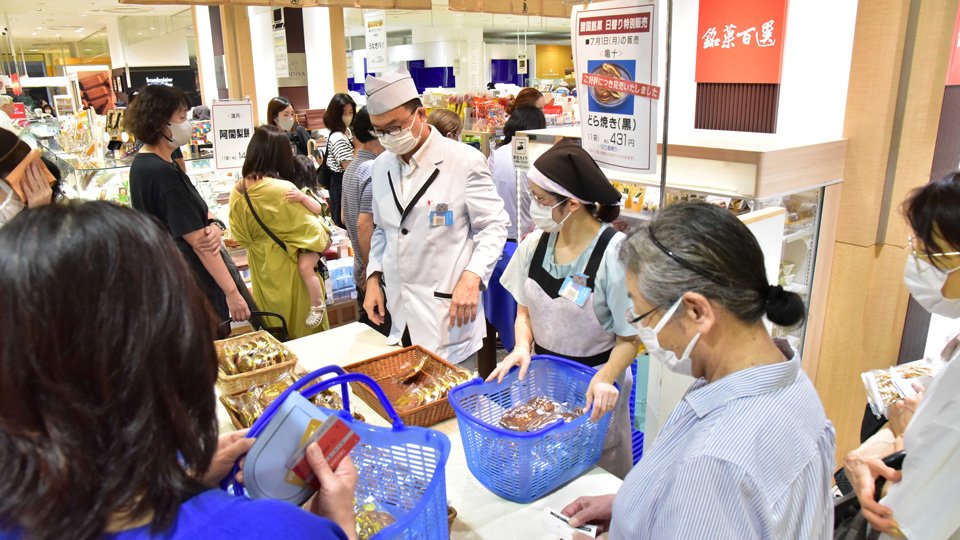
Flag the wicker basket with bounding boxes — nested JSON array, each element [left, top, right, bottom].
[[215, 330, 298, 395], [343, 345, 462, 428]]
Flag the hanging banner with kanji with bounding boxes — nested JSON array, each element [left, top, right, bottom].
[[572, 0, 659, 174], [696, 0, 788, 84]]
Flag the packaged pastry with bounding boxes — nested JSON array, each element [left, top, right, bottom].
[[499, 396, 584, 432], [218, 336, 291, 376], [355, 497, 397, 540], [862, 358, 945, 417]]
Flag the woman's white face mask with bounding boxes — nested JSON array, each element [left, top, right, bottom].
[[635, 297, 701, 376], [904, 253, 960, 318]]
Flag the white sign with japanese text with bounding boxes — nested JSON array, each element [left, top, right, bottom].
[[364, 11, 387, 74], [512, 136, 529, 171], [212, 100, 254, 171], [274, 28, 289, 79], [572, 0, 659, 174]]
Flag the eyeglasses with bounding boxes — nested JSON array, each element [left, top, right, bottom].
[[532, 194, 566, 207], [369, 109, 417, 138], [907, 235, 960, 259], [626, 306, 658, 328]]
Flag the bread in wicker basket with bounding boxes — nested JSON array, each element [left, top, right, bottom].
[[214, 330, 298, 395], [343, 345, 472, 428]]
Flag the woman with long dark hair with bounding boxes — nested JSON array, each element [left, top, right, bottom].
[[267, 96, 312, 157], [0, 201, 356, 539], [229, 125, 332, 338], [321, 93, 356, 228]]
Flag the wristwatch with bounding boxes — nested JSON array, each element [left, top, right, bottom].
[[208, 218, 227, 231]]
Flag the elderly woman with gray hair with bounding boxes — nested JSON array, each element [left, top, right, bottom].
[[562, 202, 836, 539]]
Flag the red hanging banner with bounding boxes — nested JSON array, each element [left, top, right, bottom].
[[946, 4, 960, 86], [695, 0, 789, 84]]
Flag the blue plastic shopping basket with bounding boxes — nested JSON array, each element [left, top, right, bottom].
[[447, 355, 614, 503], [231, 365, 452, 539]]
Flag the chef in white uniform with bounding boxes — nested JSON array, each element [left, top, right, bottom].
[[362, 67, 509, 365], [488, 141, 640, 478]]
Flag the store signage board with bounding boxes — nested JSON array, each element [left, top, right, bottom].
[[517, 53, 528, 75], [947, 3, 960, 85], [512, 136, 529, 171], [695, 0, 788, 84], [212, 100, 254, 171], [275, 28, 289, 79], [572, 0, 659, 175], [278, 53, 308, 88], [364, 11, 388, 74]]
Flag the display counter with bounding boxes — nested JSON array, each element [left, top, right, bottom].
[[216, 322, 623, 539]]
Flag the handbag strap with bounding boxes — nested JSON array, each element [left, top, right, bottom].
[[241, 182, 287, 252]]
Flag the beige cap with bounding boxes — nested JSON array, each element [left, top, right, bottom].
[[364, 67, 419, 115]]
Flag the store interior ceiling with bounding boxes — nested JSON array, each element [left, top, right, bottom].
[[2, 0, 568, 62]]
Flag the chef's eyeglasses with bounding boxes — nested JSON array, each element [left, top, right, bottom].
[[626, 306, 658, 329], [369, 109, 418, 138], [907, 235, 960, 260]]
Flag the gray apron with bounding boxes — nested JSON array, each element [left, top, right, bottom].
[[522, 228, 634, 479]]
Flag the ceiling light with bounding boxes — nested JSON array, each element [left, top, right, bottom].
[[32, 32, 37, 36], [137, 32, 142, 35], [150, 27, 155, 30]]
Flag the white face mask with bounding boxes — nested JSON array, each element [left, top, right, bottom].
[[379, 115, 423, 155], [166, 120, 193, 147], [277, 117, 295, 131], [636, 297, 701, 376], [904, 254, 960, 318], [0, 180, 24, 226], [342, 114, 354, 127], [530, 199, 571, 233]]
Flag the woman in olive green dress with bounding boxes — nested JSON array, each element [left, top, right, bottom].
[[229, 125, 331, 339]]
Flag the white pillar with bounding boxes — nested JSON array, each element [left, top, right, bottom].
[[105, 20, 128, 84], [247, 7, 279, 121], [194, 7, 219, 106], [303, 7, 337, 110]]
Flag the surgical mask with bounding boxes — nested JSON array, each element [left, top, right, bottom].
[[530, 199, 571, 233], [166, 120, 193, 147], [342, 114, 354, 127], [904, 254, 960, 318], [636, 297, 701, 376], [277, 117, 295, 131], [0, 180, 23, 226], [379, 117, 423, 155]]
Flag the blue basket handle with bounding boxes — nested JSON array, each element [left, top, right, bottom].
[[247, 364, 349, 439], [300, 372, 406, 432], [223, 364, 347, 494]]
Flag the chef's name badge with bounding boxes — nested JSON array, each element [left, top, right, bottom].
[[430, 202, 453, 227], [559, 273, 591, 306]]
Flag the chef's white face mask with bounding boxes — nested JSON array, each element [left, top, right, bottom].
[[904, 253, 960, 318], [636, 297, 700, 376], [379, 112, 424, 156], [530, 198, 571, 233]]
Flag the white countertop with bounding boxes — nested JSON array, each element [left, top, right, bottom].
[[217, 322, 623, 539]]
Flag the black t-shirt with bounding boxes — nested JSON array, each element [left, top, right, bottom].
[[130, 152, 228, 319]]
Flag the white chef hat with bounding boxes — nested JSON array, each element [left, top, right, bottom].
[[364, 67, 419, 115]]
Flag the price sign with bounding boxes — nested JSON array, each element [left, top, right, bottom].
[[211, 100, 254, 171]]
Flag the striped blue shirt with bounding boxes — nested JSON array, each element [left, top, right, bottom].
[[609, 340, 835, 539]]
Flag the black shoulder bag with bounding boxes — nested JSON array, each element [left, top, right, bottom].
[[241, 185, 287, 252]]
